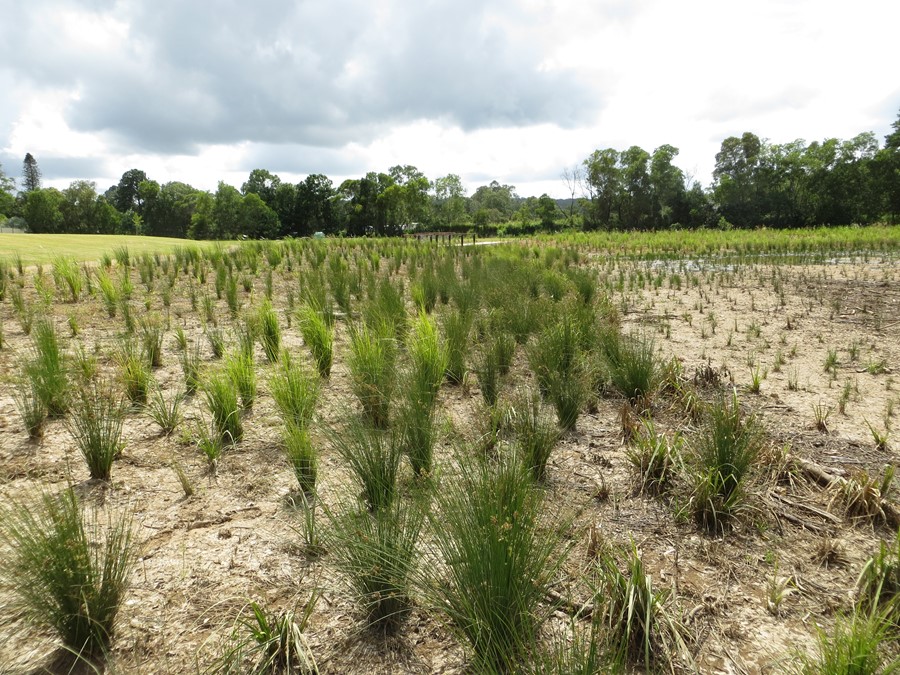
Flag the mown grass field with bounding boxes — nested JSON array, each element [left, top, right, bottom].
[[0, 233, 232, 266], [0, 228, 899, 674]]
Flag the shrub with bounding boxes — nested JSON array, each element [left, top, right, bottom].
[[270, 353, 320, 431], [423, 452, 568, 672], [348, 322, 397, 429], [297, 303, 334, 378], [0, 488, 136, 657], [67, 385, 126, 481]]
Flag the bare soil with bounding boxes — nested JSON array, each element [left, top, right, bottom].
[[0, 250, 898, 674]]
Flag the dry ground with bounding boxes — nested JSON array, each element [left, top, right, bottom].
[[0, 247, 898, 674]]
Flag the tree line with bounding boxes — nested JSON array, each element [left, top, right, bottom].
[[1, 111, 898, 237]]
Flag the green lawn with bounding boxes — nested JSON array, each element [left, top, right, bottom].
[[0, 234, 232, 266]]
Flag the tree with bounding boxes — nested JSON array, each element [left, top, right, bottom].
[[619, 146, 652, 229], [433, 174, 467, 229], [23, 188, 65, 232], [241, 169, 281, 209], [712, 132, 763, 227], [114, 169, 149, 214], [22, 153, 41, 192], [0, 162, 15, 217], [649, 145, 686, 228], [214, 182, 244, 239], [583, 148, 620, 229], [560, 164, 582, 227], [239, 193, 279, 239], [536, 194, 559, 230], [294, 174, 337, 235]]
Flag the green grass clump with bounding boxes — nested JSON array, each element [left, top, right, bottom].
[[440, 308, 472, 385], [203, 370, 243, 443], [15, 379, 47, 441], [626, 417, 681, 496], [283, 424, 317, 495], [117, 341, 152, 405], [297, 303, 334, 378], [328, 498, 423, 634], [793, 607, 900, 674], [599, 329, 660, 407], [0, 488, 136, 658], [348, 322, 397, 429], [146, 385, 184, 436], [406, 312, 448, 410], [67, 385, 126, 481], [139, 317, 164, 368], [96, 268, 119, 317], [514, 391, 559, 482], [423, 452, 568, 672], [689, 390, 764, 533], [225, 350, 257, 409], [52, 256, 83, 303], [180, 340, 202, 394], [270, 353, 320, 430], [25, 319, 70, 418], [257, 300, 282, 363], [330, 422, 401, 513], [473, 337, 503, 407]]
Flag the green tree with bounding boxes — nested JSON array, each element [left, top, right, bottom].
[[213, 182, 243, 239], [113, 169, 149, 214], [22, 153, 41, 193], [241, 169, 281, 208], [0, 162, 15, 217], [433, 173, 467, 229], [536, 194, 558, 230], [23, 188, 65, 233], [649, 144, 686, 228], [619, 145, 652, 229], [188, 191, 216, 239], [294, 174, 337, 235], [712, 132, 763, 227], [583, 148, 620, 229], [272, 182, 296, 236], [239, 192, 279, 239]]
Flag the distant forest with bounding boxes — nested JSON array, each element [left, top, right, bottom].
[[1, 111, 898, 238]]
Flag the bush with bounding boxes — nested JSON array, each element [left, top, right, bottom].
[[0, 488, 136, 657]]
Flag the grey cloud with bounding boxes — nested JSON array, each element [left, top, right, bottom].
[[1, 0, 601, 155], [240, 143, 365, 179]]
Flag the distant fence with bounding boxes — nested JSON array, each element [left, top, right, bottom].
[[0, 226, 26, 234], [408, 231, 476, 245]]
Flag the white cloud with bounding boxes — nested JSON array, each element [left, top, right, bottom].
[[0, 0, 897, 197]]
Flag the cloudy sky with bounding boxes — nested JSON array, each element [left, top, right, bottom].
[[1, 0, 898, 198]]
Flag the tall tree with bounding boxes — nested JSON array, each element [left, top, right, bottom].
[[22, 153, 41, 192], [582, 148, 621, 229], [0, 162, 15, 217], [241, 169, 281, 209], [294, 174, 337, 235], [23, 188, 65, 233], [114, 169, 149, 214]]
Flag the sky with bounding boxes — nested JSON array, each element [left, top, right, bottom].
[[0, 0, 898, 199]]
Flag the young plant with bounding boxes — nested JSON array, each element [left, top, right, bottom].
[[139, 317, 164, 368], [202, 370, 243, 443], [283, 424, 317, 495], [625, 417, 680, 496], [270, 353, 320, 430], [25, 319, 69, 417], [225, 350, 257, 409], [514, 390, 560, 482], [0, 488, 136, 658], [348, 322, 397, 429], [406, 312, 448, 410], [147, 385, 185, 436], [327, 498, 423, 634], [334, 419, 403, 512], [67, 385, 126, 481], [206, 596, 318, 674], [117, 341, 152, 405], [689, 389, 765, 533], [180, 339, 202, 394], [422, 452, 568, 673], [440, 308, 472, 385], [594, 542, 688, 672], [599, 329, 660, 408], [15, 379, 47, 441], [257, 300, 282, 363], [297, 302, 334, 378]]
